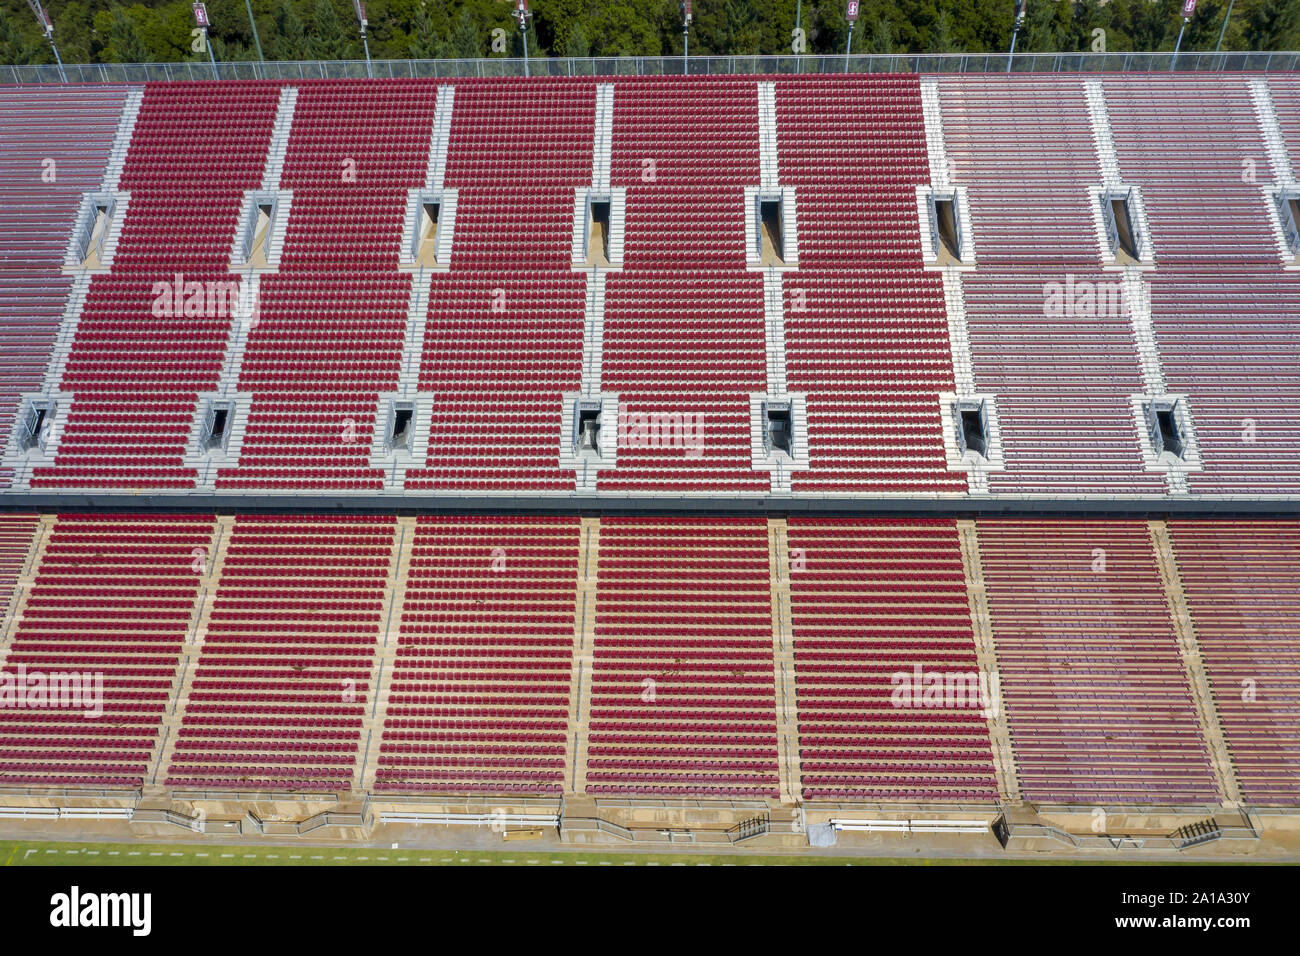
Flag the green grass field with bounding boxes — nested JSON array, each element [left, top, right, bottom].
[[0, 838, 1245, 866], [0, 840, 908, 866]]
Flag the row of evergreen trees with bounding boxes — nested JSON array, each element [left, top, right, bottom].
[[1, 0, 1296, 66]]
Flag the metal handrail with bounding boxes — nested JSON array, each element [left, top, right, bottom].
[[4, 51, 1300, 85]]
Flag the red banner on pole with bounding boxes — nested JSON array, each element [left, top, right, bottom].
[[192, 2, 209, 27], [1182, 0, 1197, 17], [846, 0, 859, 24]]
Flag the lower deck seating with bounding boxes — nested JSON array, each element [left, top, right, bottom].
[[0, 510, 1286, 807], [0, 515, 38, 607], [0, 513, 213, 788], [787, 518, 999, 802], [166, 514, 395, 791], [977, 519, 1220, 805], [1168, 521, 1300, 806], [374, 515, 580, 794], [587, 516, 780, 798]]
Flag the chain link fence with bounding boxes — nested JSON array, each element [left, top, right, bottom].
[[5, 51, 1300, 85]]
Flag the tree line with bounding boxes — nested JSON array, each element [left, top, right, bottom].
[[1, 0, 1297, 65]]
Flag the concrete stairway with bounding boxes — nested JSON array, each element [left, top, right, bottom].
[[358, 517, 414, 792], [956, 520, 1022, 804], [147, 515, 234, 788], [564, 517, 600, 795], [768, 518, 803, 806], [1148, 520, 1244, 808]]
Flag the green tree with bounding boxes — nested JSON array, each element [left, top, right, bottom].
[[0, 11, 31, 64], [871, 15, 894, 54], [307, 0, 352, 58], [930, 6, 955, 53], [588, 1, 661, 57], [102, 7, 151, 62], [534, 0, 584, 55], [1241, 0, 1300, 51], [565, 21, 590, 58], [409, 1, 446, 57], [808, 0, 847, 54], [1024, 0, 1064, 53], [2, 0, 1300, 65], [269, 0, 309, 60], [450, 7, 480, 57]]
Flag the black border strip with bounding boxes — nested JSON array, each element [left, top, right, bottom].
[[1, 493, 1299, 517]]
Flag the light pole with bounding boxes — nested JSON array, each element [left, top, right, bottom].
[[26, 1, 67, 82], [244, 0, 264, 61], [1008, 0, 1026, 73], [845, 0, 858, 74], [515, 0, 532, 78], [1214, 0, 1236, 54], [354, 0, 372, 78], [194, 3, 218, 80], [1172, 0, 1197, 70], [681, 1, 692, 75]]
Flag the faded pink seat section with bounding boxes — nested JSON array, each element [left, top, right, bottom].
[[1168, 520, 1300, 806], [978, 518, 1220, 805], [0, 85, 128, 485]]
